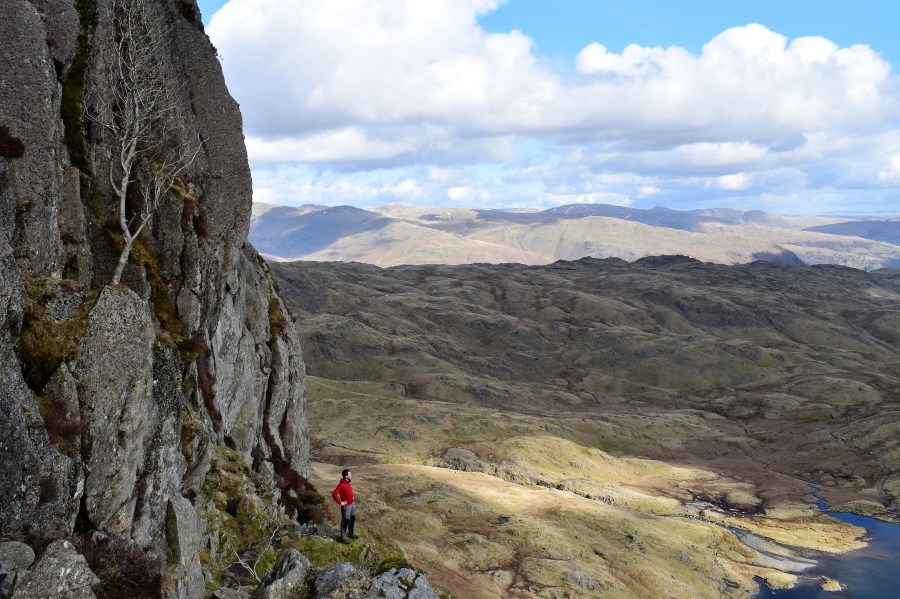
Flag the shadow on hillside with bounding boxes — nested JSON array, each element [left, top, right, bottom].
[[251, 205, 392, 257]]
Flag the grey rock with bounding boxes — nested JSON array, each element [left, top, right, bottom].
[[0, 238, 74, 540], [73, 286, 155, 535], [133, 344, 189, 549], [214, 590, 251, 599], [11, 540, 98, 599], [31, 0, 80, 72], [315, 562, 370, 599], [389, 428, 419, 441], [0, 541, 35, 599], [0, 0, 65, 276], [256, 549, 311, 599], [210, 251, 270, 457], [163, 496, 205, 599], [43, 279, 85, 322], [261, 292, 309, 476], [440, 447, 484, 472], [367, 568, 438, 599]]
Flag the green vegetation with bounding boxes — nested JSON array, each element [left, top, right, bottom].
[[268, 293, 286, 342], [199, 446, 290, 586], [281, 526, 407, 575], [130, 239, 183, 344], [18, 274, 98, 391], [61, 0, 96, 169]]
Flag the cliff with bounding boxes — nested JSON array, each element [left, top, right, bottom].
[[0, 1, 310, 597]]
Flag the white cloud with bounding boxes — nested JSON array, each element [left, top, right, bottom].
[[707, 173, 751, 191], [879, 155, 900, 182], [209, 1, 900, 212], [246, 128, 413, 163]]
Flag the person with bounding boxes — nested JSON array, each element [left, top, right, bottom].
[[332, 468, 357, 543]]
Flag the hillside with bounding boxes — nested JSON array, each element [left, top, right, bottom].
[[251, 202, 900, 270], [273, 257, 900, 597], [805, 219, 900, 245]]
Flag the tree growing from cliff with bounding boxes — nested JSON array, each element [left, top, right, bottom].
[[85, 0, 201, 285]]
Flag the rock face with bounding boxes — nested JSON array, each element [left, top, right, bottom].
[[0, 1, 309, 598], [10, 540, 99, 599]]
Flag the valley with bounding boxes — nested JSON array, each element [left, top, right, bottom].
[[271, 257, 900, 597]]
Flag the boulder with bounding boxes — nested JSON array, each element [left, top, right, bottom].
[[255, 549, 312, 599], [315, 562, 370, 599], [367, 568, 439, 599], [10, 540, 98, 599], [0, 541, 35, 598]]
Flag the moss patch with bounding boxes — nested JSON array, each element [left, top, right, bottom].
[[268, 291, 286, 343], [61, 0, 96, 169], [282, 526, 406, 575], [18, 275, 98, 391], [130, 239, 183, 344], [199, 447, 291, 585]]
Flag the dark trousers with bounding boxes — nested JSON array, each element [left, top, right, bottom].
[[340, 503, 356, 536]]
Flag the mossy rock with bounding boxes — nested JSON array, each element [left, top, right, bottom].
[[199, 446, 291, 583], [282, 527, 406, 576], [18, 275, 98, 391]]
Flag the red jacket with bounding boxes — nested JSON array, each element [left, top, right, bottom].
[[332, 479, 354, 505]]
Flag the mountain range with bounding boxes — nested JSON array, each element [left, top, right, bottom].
[[251, 202, 900, 270]]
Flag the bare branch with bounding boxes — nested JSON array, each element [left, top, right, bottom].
[[225, 526, 281, 584], [84, 0, 203, 285]]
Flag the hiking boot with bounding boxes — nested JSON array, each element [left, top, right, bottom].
[[348, 532, 359, 539], [340, 533, 349, 544]]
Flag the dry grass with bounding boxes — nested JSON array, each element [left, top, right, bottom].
[[305, 381, 867, 598]]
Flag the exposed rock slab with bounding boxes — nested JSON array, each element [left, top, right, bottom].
[[73, 286, 155, 535], [10, 540, 98, 599]]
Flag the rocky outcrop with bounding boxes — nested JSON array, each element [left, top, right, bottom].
[[255, 550, 312, 599], [311, 563, 439, 599], [314, 563, 370, 598], [0, 542, 35, 598], [368, 567, 440, 599], [0, 1, 310, 597], [10, 540, 99, 599]]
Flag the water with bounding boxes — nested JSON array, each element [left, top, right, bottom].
[[755, 484, 900, 598]]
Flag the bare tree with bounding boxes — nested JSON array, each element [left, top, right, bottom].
[[226, 526, 281, 584], [85, 0, 201, 285]]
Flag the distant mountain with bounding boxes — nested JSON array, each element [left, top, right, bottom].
[[250, 203, 900, 270], [805, 219, 900, 245]]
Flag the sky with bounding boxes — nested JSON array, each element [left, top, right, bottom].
[[198, 0, 900, 214]]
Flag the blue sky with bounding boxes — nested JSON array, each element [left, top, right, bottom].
[[199, 0, 900, 214]]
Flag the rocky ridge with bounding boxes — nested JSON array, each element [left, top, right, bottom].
[[0, 1, 315, 597]]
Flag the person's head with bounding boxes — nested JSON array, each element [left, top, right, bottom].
[[342, 469, 352, 481]]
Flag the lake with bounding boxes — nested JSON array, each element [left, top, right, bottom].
[[755, 485, 899, 598]]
